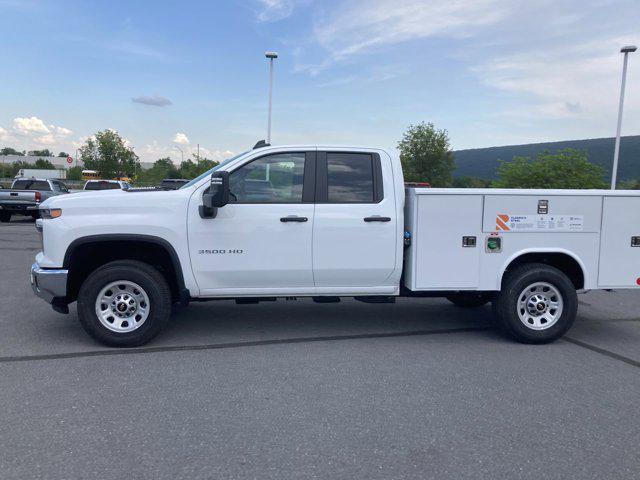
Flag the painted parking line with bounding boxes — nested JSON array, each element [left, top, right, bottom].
[[0, 326, 490, 364], [564, 336, 640, 369]]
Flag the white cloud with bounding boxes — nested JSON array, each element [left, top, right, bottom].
[[255, 0, 298, 22], [298, 0, 511, 73], [173, 132, 190, 145], [13, 116, 50, 135], [474, 36, 640, 120], [50, 125, 73, 136], [3, 116, 75, 150]]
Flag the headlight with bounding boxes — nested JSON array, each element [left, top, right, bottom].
[[40, 208, 62, 219]]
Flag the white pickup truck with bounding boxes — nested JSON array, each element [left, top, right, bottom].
[[30, 145, 640, 347]]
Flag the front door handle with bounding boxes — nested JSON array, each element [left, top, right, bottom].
[[364, 216, 391, 222], [280, 216, 308, 222]]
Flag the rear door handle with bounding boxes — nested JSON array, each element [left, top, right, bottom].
[[364, 216, 391, 222], [280, 216, 308, 222]]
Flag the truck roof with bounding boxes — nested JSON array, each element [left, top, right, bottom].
[[252, 144, 390, 153]]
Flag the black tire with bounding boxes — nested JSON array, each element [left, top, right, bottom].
[[30, 212, 40, 220], [0, 211, 11, 223], [77, 260, 171, 347], [446, 292, 492, 308], [493, 263, 577, 344]]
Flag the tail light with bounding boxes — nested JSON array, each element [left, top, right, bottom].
[[35, 191, 42, 202]]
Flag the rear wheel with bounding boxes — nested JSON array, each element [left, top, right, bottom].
[[77, 260, 171, 347], [446, 292, 492, 308], [0, 212, 11, 223], [493, 263, 577, 344]]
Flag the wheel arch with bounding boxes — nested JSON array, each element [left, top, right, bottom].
[[63, 234, 187, 303], [499, 248, 586, 290]]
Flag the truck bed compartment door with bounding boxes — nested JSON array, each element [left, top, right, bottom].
[[598, 196, 640, 288], [412, 195, 483, 289]]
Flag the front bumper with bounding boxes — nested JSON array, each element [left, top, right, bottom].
[[30, 262, 68, 303]]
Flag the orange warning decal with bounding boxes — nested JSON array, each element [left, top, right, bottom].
[[496, 214, 510, 231]]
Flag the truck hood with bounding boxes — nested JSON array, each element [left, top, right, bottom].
[[42, 188, 188, 210]]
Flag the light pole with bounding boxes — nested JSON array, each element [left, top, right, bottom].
[[265, 51, 278, 144], [611, 45, 637, 189], [174, 145, 184, 163]]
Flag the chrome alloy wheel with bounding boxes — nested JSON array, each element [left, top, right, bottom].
[[517, 282, 564, 331], [95, 280, 150, 333]]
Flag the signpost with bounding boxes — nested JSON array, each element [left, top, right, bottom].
[[66, 156, 73, 166]]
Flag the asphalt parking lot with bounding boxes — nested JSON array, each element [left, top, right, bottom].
[[1, 218, 640, 479]]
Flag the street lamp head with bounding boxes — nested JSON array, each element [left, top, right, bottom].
[[265, 51, 278, 59], [621, 45, 637, 53]]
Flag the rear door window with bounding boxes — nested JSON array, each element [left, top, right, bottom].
[[326, 153, 374, 203]]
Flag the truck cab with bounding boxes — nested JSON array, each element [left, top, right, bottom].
[[188, 146, 404, 296]]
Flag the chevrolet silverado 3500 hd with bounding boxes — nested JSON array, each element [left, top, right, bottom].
[[30, 145, 640, 347]]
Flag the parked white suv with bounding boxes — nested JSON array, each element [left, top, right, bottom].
[[30, 144, 640, 347]]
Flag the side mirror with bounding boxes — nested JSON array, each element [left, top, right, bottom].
[[199, 171, 230, 219]]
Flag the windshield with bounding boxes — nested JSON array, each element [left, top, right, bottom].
[[179, 152, 248, 189]]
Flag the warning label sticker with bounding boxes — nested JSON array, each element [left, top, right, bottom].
[[496, 214, 584, 232]]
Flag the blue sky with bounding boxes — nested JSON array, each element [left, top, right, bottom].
[[0, 0, 638, 163]]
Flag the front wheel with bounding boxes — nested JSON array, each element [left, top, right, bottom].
[[0, 211, 11, 223], [493, 263, 577, 344], [77, 260, 172, 347]]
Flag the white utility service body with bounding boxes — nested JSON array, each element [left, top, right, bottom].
[[29, 145, 640, 347], [404, 188, 639, 291]]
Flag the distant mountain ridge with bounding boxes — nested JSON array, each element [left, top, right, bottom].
[[453, 135, 640, 181]]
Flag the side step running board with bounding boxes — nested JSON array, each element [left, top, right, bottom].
[[312, 296, 341, 303], [354, 296, 396, 304]]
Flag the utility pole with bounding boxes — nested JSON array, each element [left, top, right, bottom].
[[265, 52, 278, 144], [611, 45, 637, 189], [197, 143, 200, 162], [174, 146, 184, 163]]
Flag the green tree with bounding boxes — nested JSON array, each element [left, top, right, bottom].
[[178, 155, 218, 179], [34, 158, 56, 169], [492, 149, 606, 189], [617, 179, 640, 189], [137, 157, 180, 185], [398, 122, 455, 186], [29, 149, 53, 157], [1, 147, 24, 156], [66, 166, 83, 181], [451, 176, 491, 188], [58, 151, 69, 157], [79, 130, 140, 179], [4, 160, 33, 177]]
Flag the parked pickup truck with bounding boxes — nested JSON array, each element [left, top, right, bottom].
[[30, 145, 640, 347], [0, 178, 70, 222]]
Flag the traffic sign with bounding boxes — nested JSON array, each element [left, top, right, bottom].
[[67, 156, 73, 165]]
